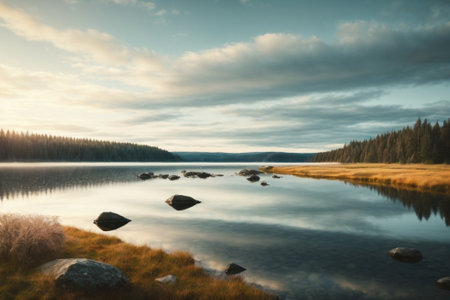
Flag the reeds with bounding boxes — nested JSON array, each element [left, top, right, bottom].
[[0, 214, 65, 266]]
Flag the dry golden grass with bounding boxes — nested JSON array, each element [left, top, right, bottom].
[[261, 163, 450, 194], [0, 214, 65, 267], [0, 224, 277, 300]]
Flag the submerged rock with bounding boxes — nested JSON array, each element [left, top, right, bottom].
[[94, 212, 131, 231], [165, 194, 201, 211], [272, 175, 282, 179], [247, 175, 260, 182], [238, 169, 263, 177], [224, 263, 246, 275], [436, 277, 450, 290], [155, 274, 177, 284], [40, 258, 129, 291], [168, 175, 180, 181], [261, 181, 269, 186], [388, 247, 423, 263]]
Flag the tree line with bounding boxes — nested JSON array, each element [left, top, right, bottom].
[[0, 130, 178, 162], [314, 118, 450, 164]]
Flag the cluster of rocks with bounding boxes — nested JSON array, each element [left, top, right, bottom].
[[138, 170, 224, 181], [388, 247, 450, 290], [237, 169, 272, 187]]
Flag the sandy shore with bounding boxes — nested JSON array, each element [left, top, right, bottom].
[[260, 163, 450, 194]]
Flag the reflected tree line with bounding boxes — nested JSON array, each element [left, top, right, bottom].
[[351, 182, 450, 226], [314, 118, 450, 163], [1, 166, 450, 226], [0, 167, 140, 200]]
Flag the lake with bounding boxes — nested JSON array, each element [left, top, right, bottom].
[[1, 163, 449, 300]]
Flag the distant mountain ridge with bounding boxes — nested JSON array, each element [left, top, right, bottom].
[[175, 152, 314, 162]]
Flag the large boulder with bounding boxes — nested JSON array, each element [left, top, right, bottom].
[[168, 175, 180, 181], [94, 212, 131, 231], [40, 258, 129, 291], [165, 194, 201, 211], [388, 247, 423, 263], [138, 173, 152, 180], [436, 277, 450, 290], [224, 263, 246, 275]]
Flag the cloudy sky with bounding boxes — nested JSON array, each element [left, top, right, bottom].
[[0, 0, 449, 153]]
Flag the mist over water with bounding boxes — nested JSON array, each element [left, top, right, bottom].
[[0, 163, 449, 300]]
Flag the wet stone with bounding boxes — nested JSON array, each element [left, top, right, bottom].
[[388, 247, 423, 263], [94, 212, 131, 231], [247, 175, 260, 182], [436, 277, 450, 290], [165, 194, 201, 211], [224, 263, 246, 275]]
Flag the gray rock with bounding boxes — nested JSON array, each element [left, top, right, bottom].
[[436, 277, 450, 290], [165, 194, 201, 211], [168, 175, 180, 181], [94, 212, 131, 231], [158, 174, 169, 179], [183, 171, 213, 179], [247, 174, 260, 182], [40, 258, 129, 291], [155, 274, 177, 284], [388, 247, 423, 263], [224, 263, 246, 275], [138, 173, 152, 180], [238, 169, 263, 177]]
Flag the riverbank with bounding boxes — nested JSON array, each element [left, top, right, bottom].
[[0, 225, 277, 300], [260, 163, 450, 194]]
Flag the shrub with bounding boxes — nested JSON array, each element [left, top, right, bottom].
[[0, 214, 65, 266]]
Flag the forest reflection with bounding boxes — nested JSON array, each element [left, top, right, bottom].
[[351, 183, 450, 226], [0, 166, 139, 200], [1, 166, 449, 226]]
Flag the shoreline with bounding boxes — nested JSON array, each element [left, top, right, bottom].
[[260, 163, 450, 194], [0, 225, 277, 299]]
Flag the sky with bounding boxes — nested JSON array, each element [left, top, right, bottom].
[[0, 0, 449, 153]]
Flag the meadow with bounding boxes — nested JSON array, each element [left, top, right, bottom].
[[261, 163, 450, 194]]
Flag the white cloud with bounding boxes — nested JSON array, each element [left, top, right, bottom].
[[171, 9, 180, 15], [155, 9, 167, 16]]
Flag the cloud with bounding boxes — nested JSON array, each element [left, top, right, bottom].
[[154, 9, 167, 16]]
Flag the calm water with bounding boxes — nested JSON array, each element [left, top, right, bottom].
[[1, 163, 450, 300]]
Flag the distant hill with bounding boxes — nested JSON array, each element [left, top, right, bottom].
[[175, 152, 314, 162], [0, 130, 178, 162], [314, 118, 450, 164]]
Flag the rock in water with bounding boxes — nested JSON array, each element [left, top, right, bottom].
[[168, 175, 180, 181], [247, 175, 260, 182], [40, 258, 129, 291], [436, 277, 450, 290], [94, 212, 131, 231], [165, 194, 201, 211], [261, 181, 269, 186], [155, 274, 177, 284], [272, 175, 282, 179], [138, 173, 152, 180], [388, 247, 423, 263], [224, 263, 246, 275], [238, 169, 262, 177]]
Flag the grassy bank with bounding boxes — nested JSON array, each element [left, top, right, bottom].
[[261, 163, 450, 194], [0, 224, 277, 300]]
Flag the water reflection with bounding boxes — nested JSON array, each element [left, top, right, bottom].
[[1, 163, 450, 299], [350, 183, 450, 226]]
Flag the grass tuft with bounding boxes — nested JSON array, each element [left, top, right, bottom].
[[0, 214, 65, 267]]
